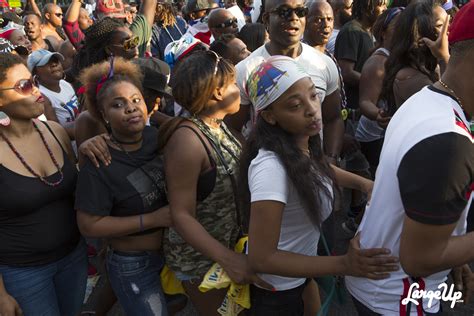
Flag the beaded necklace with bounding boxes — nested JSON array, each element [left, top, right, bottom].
[[0, 121, 64, 186]]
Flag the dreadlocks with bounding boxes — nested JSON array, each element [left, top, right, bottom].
[[352, 0, 386, 20], [72, 17, 125, 76], [155, 2, 177, 28]]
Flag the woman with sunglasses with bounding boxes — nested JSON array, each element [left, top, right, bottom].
[[75, 57, 171, 316], [159, 50, 271, 316], [28, 50, 80, 152], [0, 53, 87, 316], [356, 7, 403, 177], [240, 56, 399, 315]]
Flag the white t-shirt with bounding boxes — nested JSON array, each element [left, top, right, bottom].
[[346, 87, 474, 315], [236, 43, 339, 136], [39, 80, 79, 127], [248, 149, 333, 290]]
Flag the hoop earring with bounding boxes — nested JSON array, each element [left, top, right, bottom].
[[0, 111, 11, 126], [33, 75, 40, 86]]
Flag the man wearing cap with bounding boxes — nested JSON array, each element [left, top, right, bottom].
[[345, 4, 474, 315], [132, 57, 173, 126], [184, 0, 218, 44]]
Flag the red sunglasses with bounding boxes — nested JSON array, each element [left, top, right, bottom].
[[0, 78, 37, 96]]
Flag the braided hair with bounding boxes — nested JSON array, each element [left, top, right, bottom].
[[72, 17, 125, 77]]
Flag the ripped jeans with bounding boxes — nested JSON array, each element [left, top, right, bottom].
[[106, 249, 168, 316]]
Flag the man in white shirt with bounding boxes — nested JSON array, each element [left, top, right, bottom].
[[346, 4, 474, 315], [229, 0, 345, 161]]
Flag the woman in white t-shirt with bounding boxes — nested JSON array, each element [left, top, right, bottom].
[[28, 50, 79, 143], [240, 56, 400, 315]]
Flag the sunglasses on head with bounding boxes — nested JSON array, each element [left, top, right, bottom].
[[0, 78, 37, 96], [111, 35, 140, 51], [214, 17, 238, 28], [269, 6, 308, 20], [207, 50, 222, 75]]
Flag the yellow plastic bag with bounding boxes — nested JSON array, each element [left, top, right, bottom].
[[198, 237, 251, 316], [160, 265, 186, 295]]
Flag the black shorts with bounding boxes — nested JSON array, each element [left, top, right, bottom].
[[249, 280, 308, 316]]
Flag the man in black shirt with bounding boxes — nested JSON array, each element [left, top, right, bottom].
[[334, 0, 386, 109]]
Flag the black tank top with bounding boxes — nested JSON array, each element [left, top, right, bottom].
[[0, 125, 79, 267]]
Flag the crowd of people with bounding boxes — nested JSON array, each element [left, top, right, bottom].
[[0, 0, 472, 315]]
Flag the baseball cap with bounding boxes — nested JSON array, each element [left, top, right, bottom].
[[27, 49, 64, 72], [96, 0, 127, 19], [448, 0, 474, 44], [186, 0, 214, 13], [132, 57, 172, 97]]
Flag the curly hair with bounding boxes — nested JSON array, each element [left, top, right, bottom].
[[72, 17, 125, 76], [380, 0, 440, 115], [239, 115, 336, 229], [0, 53, 25, 88], [79, 57, 143, 121]]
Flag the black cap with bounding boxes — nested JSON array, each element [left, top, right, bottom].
[[133, 57, 172, 97]]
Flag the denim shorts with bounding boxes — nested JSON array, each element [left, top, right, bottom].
[[106, 249, 168, 316], [0, 239, 87, 316]]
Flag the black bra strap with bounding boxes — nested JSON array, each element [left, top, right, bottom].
[[41, 121, 66, 154], [176, 125, 216, 167]]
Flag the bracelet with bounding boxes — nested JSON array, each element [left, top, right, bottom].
[[139, 214, 144, 232]]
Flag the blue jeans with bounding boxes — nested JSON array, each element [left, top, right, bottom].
[[106, 249, 168, 316], [0, 240, 87, 316]]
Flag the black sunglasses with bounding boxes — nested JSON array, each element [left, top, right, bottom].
[[54, 13, 63, 17], [214, 17, 238, 28], [269, 6, 308, 20]]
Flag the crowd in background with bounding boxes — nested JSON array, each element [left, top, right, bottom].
[[0, 0, 473, 315]]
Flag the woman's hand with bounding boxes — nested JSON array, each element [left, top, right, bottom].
[[152, 205, 172, 227], [78, 134, 111, 168], [422, 15, 450, 64], [0, 292, 23, 316], [343, 234, 399, 280], [222, 253, 274, 290]]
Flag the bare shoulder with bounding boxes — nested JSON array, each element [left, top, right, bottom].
[[164, 121, 208, 168], [41, 120, 70, 145], [75, 111, 107, 147]]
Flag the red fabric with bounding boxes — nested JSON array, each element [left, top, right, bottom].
[[449, 0, 474, 44], [400, 278, 410, 316], [97, 0, 127, 18], [63, 20, 85, 50], [0, 28, 15, 40], [194, 30, 212, 45]]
